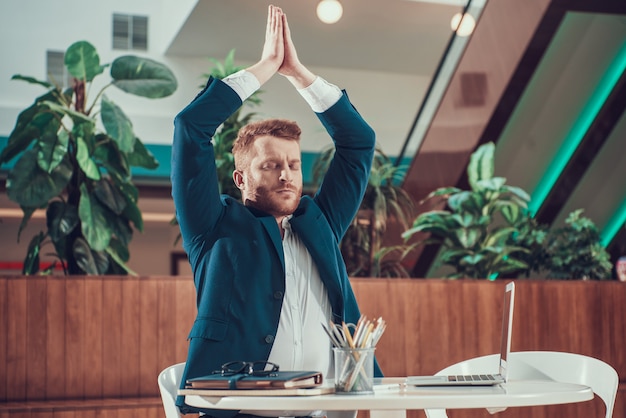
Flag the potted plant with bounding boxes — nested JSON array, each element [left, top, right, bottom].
[[313, 148, 415, 277], [401, 142, 535, 279], [0, 40, 177, 275], [544, 209, 612, 279], [402, 142, 614, 280]]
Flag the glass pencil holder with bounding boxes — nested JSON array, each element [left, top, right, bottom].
[[333, 347, 375, 395]]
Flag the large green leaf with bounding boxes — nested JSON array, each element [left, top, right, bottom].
[[111, 55, 177, 98], [72, 237, 109, 274], [22, 231, 46, 275], [105, 213, 133, 247], [106, 244, 137, 275], [64, 41, 106, 82], [93, 178, 126, 215], [6, 150, 72, 207], [0, 92, 59, 164], [127, 137, 159, 169], [101, 95, 135, 152], [78, 183, 111, 251], [467, 142, 495, 189], [46, 200, 79, 242], [121, 198, 143, 232], [76, 137, 101, 180], [93, 135, 130, 178], [37, 128, 68, 173]]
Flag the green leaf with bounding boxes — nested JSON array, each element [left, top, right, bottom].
[[127, 137, 159, 169], [93, 136, 130, 178], [46, 200, 79, 242], [0, 92, 60, 165], [42, 100, 93, 125], [64, 41, 106, 82], [76, 137, 101, 180], [79, 183, 111, 251], [37, 127, 68, 173], [468, 142, 495, 189], [484, 227, 516, 247], [106, 245, 137, 275], [93, 178, 126, 215], [421, 187, 461, 204], [72, 237, 108, 274], [110, 55, 178, 98], [121, 198, 143, 232], [22, 231, 46, 275], [11, 74, 53, 89], [100, 95, 135, 153], [6, 150, 72, 207]]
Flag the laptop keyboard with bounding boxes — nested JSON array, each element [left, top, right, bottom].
[[447, 374, 497, 382]]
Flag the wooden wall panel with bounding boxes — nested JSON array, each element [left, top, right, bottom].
[[0, 276, 6, 401], [1, 276, 623, 418], [84, 277, 103, 398], [138, 278, 159, 398], [351, 279, 625, 418]]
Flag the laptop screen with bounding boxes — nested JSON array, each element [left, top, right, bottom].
[[498, 282, 515, 380]]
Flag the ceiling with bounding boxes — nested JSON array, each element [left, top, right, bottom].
[[165, 0, 467, 77]]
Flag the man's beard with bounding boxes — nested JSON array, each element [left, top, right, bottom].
[[244, 184, 302, 217]]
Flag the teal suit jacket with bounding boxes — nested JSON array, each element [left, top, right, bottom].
[[171, 77, 380, 415]]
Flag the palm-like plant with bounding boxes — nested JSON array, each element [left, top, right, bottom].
[[0, 41, 177, 275], [402, 142, 532, 279], [313, 147, 415, 277]]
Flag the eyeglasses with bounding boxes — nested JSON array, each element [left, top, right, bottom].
[[212, 361, 280, 377]]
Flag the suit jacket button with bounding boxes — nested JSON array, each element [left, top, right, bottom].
[[265, 335, 275, 344], [273, 291, 283, 299]]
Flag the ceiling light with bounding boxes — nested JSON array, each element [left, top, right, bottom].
[[317, 0, 343, 24], [450, 12, 475, 37]]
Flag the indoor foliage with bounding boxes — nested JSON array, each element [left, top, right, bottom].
[[402, 142, 613, 280], [402, 142, 531, 279], [313, 148, 415, 277], [0, 41, 177, 275]]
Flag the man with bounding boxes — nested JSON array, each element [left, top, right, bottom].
[[171, 5, 381, 416]]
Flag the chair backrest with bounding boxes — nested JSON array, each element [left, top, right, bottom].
[[425, 351, 619, 418], [158, 362, 186, 418]]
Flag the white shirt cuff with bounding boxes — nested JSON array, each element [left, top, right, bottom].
[[297, 76, 343, 113], [222, 70, 261, 102]]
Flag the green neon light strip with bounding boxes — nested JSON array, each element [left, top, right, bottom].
[[528, 41, 626, 217], [600, 197, 626, 247]]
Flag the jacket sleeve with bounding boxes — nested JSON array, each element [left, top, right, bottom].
[[313, 91, 376, 242], [171, 77, 242, 245]]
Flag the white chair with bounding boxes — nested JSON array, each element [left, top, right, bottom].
[[158, 362, 186, 418], [425, 351, 619, 418]]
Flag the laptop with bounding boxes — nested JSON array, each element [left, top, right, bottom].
[[406, 281, 515, 386]]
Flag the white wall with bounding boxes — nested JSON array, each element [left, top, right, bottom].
[[0, 0, 428, 156]]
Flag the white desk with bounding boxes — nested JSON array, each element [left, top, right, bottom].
[[183, 377, 593, 412]]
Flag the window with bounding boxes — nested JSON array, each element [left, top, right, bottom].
[[112, 13, 148, 50], [46, 50, 71, 89]]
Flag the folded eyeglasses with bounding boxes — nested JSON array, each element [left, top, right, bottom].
[[212, 360, 280, 377]]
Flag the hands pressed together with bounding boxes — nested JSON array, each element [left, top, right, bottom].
[[247, 5, 316, 89]]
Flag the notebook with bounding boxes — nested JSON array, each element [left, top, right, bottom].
[[406, 281, 515, 386]]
